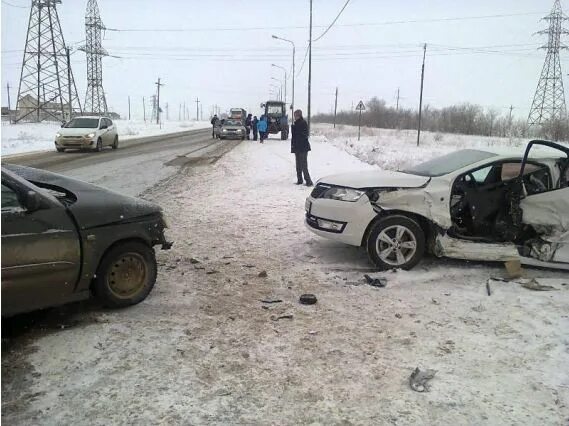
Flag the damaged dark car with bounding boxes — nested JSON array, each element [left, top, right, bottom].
[[1, 165, 172, 316]]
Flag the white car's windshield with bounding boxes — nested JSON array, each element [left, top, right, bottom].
[[64, 118, 99, 129], [402, 149, 497, 177], [225, 120, 241, 126]]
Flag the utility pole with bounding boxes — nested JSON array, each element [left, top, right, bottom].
[[143, 97, 146, 122], [155, 77, 164, 125], [195, 98, 200, 121], [333, 87, 338, 128], [6, 82, 12, 123], [200, 104, 203, 121], [166, 103, 169, 120], [183, 101, 186, 120], [508, 105, 515, 137], [179, 103, 182, 121], [65, 47, 73, 120], [417, 43, 427, 147], [396, 87, 400, 111], [307, 0, 313, 132], [128, 95, 131, 120]]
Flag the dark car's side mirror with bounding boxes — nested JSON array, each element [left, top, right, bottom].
[[24, 191, 42, 212]]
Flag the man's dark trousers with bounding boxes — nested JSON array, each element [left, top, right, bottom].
[[295, 151, 312, 183]]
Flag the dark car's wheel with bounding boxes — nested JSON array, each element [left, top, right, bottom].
[[281, 129, 289, 140], [366, 215, 425, 270], [95, 137, 103, 152], [93, 241, 157, 308], [112, 135, 119, 150], [56, 147, 65, 152]]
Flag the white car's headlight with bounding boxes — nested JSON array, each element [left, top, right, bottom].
[[222, 129, 228, 133], [55, 132, 61, 138], [321, 187, 365, 202], [236, 129, 242, 132], [85, 133, 95, 138]]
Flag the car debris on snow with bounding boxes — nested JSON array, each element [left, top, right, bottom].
[[299, 294, 318, 305], [271, 314, 293, 321], [409, 367, 437, 392], [260, 299, 283, 304], [520, 278, 558, 291], [363, 274, 387, 288]]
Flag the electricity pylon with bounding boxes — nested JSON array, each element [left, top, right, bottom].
[[15, 0, 82, 122], [79, 0, 108, 115], [528, 0, 568, 125]]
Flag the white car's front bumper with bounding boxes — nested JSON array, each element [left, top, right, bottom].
[[304, 194, 377, 247]]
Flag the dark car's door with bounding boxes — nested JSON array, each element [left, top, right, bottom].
[[1, 173, 81, 316]]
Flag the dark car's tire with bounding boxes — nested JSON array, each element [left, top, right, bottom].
[[95, 138, 103, 152], [112, 135, 119, 150], [93, 241, 157, 308], [366, 215, 425, 271], [56, 147, 65, 152], [281, 129, 289, 140]]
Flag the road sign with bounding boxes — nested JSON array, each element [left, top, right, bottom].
[[355, 100, 366, 111]]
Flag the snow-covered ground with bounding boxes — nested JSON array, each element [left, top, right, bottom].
[[0, 119, 211, 156], [312, 123, 568, 172], [4, 133, 568, 425]]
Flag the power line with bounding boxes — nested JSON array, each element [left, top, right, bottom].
[[2, 0, 27, 9], [313, 0, 352, 42], [297, 44, 310, 77], [103, 12, 542, 33]]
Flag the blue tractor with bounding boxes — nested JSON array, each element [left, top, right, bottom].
[[261, 101, 289, 140]]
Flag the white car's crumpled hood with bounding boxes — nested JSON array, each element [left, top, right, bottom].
[[59, 128, 95, 137], [318, 170, 430, 189]]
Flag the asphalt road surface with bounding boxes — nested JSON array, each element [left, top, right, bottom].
[[3, 128, 239, 196]]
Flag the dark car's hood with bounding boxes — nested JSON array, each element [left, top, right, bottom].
[[5, 165, 162, 229]]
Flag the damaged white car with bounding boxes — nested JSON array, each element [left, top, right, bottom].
[[305, 140, 569, 271]]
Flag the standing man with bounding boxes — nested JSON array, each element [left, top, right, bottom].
[[210, 114, 219, 139], [257, 115, 268, 143], [252, 115, 259, 141], [291, 109, 313, 186], [245, 114, 253, 140]]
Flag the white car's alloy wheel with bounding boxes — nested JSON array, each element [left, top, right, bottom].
[[366, 215, 425, 270], [376, 225, 418, 266]]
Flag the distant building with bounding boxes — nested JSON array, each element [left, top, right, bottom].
[[16, 94, 71, 122]]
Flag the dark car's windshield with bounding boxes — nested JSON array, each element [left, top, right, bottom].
[[402, 149, 497, 177], [64, 118, 99, 128]]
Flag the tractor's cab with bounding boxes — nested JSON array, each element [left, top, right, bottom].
[[261, 101, 289, 140]]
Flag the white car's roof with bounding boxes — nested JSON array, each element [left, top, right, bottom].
[[74, 116, 106, 119]]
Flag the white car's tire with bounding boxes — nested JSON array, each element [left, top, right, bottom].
[[366, 215, 425, 270]]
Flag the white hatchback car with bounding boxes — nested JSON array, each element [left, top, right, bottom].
[[55, 116, 119, 152], [305, 140, 569, 271]]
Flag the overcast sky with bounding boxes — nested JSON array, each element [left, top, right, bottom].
[[1, 0, 568, 120]]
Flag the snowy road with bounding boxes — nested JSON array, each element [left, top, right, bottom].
[[4, 128, 226, 196], [2, 132, 569, 425]]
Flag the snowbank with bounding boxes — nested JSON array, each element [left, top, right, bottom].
[[311, 123, 539, 171], [0, 119, 211, 156]]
